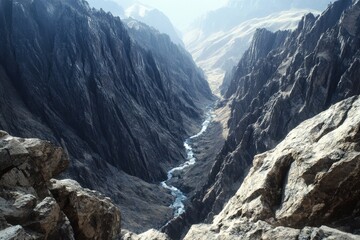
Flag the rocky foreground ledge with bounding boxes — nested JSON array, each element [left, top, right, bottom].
[[185, 96, 360, 239], [0, 131, 120, 239]]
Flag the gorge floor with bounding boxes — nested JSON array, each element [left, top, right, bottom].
[[161, 106, 216, 220]]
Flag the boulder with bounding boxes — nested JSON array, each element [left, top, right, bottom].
[[0, 225, 33, 240], [0, 131, 121, 239], [50, 179, 121, 240]]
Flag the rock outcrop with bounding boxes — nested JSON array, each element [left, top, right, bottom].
[[185, 220, 360, 240], [184, 96, 360, 239], [173, 0, 360, 235], [0, 0, 212, 231], [0, 130, 121, 239], [121, 229, 170, 240], [50, 179, 121, 240]]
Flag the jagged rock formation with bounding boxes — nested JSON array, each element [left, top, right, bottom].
[[0, 130, 120, 239], [184, 0, 333, 93], [124, 18, 210, 115], [184, 96, 360, 239], [0, 0, 212, 231], [222, 97, 360, 230], [164, 0, 360, 238], [185, 9, 319, 94]]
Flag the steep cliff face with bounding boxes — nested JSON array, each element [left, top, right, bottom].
[[124, 18, 211, 124], [185, 9, 319, 94], [184, 0, 333, 94], [0, 131, 121, 240], [0, 0, 212, 232], [184, 96, 360, 239], [175, 0, 360, 234]]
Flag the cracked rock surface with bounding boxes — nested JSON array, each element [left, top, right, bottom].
[[184, 96, 360, 239], [0, 131, 120, 240]]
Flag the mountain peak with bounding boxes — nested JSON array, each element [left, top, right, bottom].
[[124, 3, 184, 46], [125, 2, 153, 18]]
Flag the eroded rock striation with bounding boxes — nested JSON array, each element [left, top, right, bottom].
[[173, 1, 360, 235], [0, 0, 212, 232], [0, 130, 121, 239], [184, 96, 360, 239]]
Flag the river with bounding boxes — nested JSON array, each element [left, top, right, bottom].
[[161, 107, 215, 218]]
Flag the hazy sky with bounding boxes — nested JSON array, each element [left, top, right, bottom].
[[137, 0, 229, 30]]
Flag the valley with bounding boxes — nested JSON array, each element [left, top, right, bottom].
[[1, 0, 360, 240], [161, 106, 215, 220]]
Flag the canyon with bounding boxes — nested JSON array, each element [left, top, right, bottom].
[[1, 0, 360, 239], [0, 0, 213, 232]]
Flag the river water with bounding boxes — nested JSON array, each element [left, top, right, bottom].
[[161, 107, 215, 218]]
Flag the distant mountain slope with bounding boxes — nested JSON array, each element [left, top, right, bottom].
[[185, 9, 317, 94], [85, 0, 183, 46], [0, 0, 212, 232], [192, 0, 333, 35], [184, 0, 333, 93], [125, 3, 184, 46]]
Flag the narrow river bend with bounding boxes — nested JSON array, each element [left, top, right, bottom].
[[161, 107, 215, 218]]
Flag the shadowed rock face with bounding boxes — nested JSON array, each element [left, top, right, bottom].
[[0, 130, 121, 240], [184, 96, 360, 240], [0, 0, 212, 230], [0, 0, 212, 182], [163, 0, 360, 238]]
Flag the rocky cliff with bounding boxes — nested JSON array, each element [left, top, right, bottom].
[[184, 96, 360, 239], [164, 0, 360, 238], [0, 0, 212, 232], [0, 130, 121, 239], [185, 9, 320, 94], [184, 0, 333, 94]]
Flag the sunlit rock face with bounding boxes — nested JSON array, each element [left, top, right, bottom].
[[162, 0, 360, 237], [185, 96, 360, 239], [0, 0, 212, 232]]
